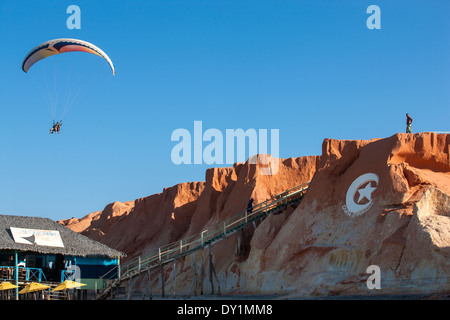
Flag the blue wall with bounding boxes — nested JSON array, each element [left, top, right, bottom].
[[67, 256, 119, 279]]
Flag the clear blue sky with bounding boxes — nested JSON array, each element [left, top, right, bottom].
[[0, 0, 449, 220]]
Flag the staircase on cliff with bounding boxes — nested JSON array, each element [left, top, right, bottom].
[[95, 181, 310, 300]]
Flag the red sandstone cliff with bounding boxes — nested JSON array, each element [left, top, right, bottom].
[[60, 132, 450, 297], [237, 133, 450, 296], [60, 155, 319, 260]]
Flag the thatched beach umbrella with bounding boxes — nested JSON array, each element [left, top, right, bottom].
[[52, 280, 86, 300], [19, 282, 50, 300], [0, 282, 18, 290], [52, 280, 86, 291], [0, 282, 18, 300], [19, 282, 50, 294]]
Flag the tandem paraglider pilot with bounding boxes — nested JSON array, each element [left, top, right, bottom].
[[49, 120, 63, 134]]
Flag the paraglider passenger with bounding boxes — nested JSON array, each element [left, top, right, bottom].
[[56, 121, 62, 134]]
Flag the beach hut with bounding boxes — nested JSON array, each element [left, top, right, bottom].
[[0, 214, 125, 299]]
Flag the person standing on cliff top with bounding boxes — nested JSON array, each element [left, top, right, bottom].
[[406, 113, 413, 133]]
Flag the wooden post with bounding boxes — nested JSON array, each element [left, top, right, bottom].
[[118, 257, 121, 280], [201, 230, 206, 247], [193, 251, 198, 296], [212, 264, 221, 296], [172, 259, 176, 298], [209, 244, 214, 295], [138, 256, 141, 273], [127, 277, 133, 300], [14, 250, 18, 300], [200, 248, 205, 295], [148, 269, 152, 300], [236, 229, 241, 256], [160, 262, 165, 297], [237, 227, 246, 257], [110, 282, 114, 299]]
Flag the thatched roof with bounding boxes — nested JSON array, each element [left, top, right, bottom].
[[0, 214, 125, 258]]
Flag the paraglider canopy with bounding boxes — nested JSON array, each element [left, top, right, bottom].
[[22, 38, 115, 129], [22, 38, 115, 75]]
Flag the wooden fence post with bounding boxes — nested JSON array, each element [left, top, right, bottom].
[[193, 251, 198, 296], [200, 248, 205, 295], [160, 262, 165, 297], [209, 244, 214, 295], [127, 276, 133, 300], [147, 269, 152, 300], [172, 259, 176, 298]]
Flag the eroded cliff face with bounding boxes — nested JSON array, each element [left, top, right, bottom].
[[60, 133, 450, 297], [233, 133, 450, 296], [59, 155, 319, 262]]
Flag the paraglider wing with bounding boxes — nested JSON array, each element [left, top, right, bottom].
[[22, 38, 115, 75]]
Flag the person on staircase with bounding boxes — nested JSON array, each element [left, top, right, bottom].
[[247, 198, 254, 214]]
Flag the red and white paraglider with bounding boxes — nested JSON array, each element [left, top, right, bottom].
[[22, 38, 115, 134], [22, 38, 115, 75]]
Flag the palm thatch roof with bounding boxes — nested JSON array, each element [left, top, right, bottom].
[[0, 214, 125, 258]]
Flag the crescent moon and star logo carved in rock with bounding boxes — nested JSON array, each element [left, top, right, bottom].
[[342, 173, 379, 217]]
